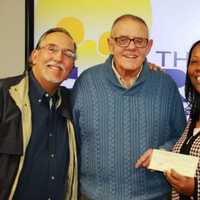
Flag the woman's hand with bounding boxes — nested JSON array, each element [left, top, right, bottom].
[[164, 169, 195, 196]]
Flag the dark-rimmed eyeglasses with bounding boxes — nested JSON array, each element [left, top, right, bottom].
[[38, 44, 76, 59], [111, 36, 148, 48]]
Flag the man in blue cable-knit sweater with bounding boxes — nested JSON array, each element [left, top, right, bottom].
[[72, 14, 186, 200]]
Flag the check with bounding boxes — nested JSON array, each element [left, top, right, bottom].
[[148, 149, 199, 177]]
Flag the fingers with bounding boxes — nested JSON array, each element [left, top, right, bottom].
[[135, 148, 153, 168], [165, 170, 186, 189], [148, 63, 158, 71], [164, 170, 195, 196], [165, 169, 181, 182], [167, 169, 186, 182], [164, 170, 180, 190], [148, 62, 165, 72], [170, 169, 183, 179]]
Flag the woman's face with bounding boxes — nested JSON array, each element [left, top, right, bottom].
[[188, 43, 200, 93]]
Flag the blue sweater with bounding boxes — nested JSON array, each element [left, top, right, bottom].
[[72, 56, 186, 200]]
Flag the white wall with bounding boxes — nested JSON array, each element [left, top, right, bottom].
[[0, 0, 25, 78]]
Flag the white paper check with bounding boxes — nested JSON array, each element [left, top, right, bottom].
[[148, 149, 199, 177]]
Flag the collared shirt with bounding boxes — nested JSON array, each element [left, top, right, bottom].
[[112, 59, 142, 89], [13, 71, 69, 200]]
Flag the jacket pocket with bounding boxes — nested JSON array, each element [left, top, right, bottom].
[[0, 110, 23, 155], [0, 113, 23, 199]]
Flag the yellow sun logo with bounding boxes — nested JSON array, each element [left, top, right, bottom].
[[36, 0, 152, 72]]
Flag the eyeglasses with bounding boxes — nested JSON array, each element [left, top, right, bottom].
[[38, 44, 76, 59], [111, 36, 148, 48]]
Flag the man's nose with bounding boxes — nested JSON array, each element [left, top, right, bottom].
[[127, 40, 136, 49], [53, 50, 63, 61]]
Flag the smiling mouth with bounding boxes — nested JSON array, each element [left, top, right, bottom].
[[47, 65, 63, 71], [196, 76, 200, 81], [123, 55, 138, 59]]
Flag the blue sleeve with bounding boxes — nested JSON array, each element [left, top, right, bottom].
[[71, 76, 84, 150], [160, 81, 186, 150]]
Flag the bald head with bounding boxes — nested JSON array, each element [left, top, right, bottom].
[[111, 14, 149, 38]]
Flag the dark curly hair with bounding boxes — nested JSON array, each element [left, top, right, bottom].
[[185, 40, 200, 124]]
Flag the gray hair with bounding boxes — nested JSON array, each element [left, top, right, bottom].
[[28, 27, 76, 67], [111, 14, 149, 37]]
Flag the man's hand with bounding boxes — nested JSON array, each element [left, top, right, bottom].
[[135, 148, 153, 168], [164, 169, 195, 196]]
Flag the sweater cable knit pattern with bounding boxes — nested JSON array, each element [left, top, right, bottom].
[[72, 56, 186, 200]]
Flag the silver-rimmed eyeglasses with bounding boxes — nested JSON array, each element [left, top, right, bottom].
[[38, 44, 76, 60]]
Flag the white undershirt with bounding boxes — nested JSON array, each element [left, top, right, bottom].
[[112, 59, 142, 89]]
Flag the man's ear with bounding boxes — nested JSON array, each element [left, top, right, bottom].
[[107, 38, 114, 54], [145, 39, 153, 55], [31, 49, 39, 65]]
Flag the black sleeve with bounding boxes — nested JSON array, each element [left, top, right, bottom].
[[193, 177, 198, 199]]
